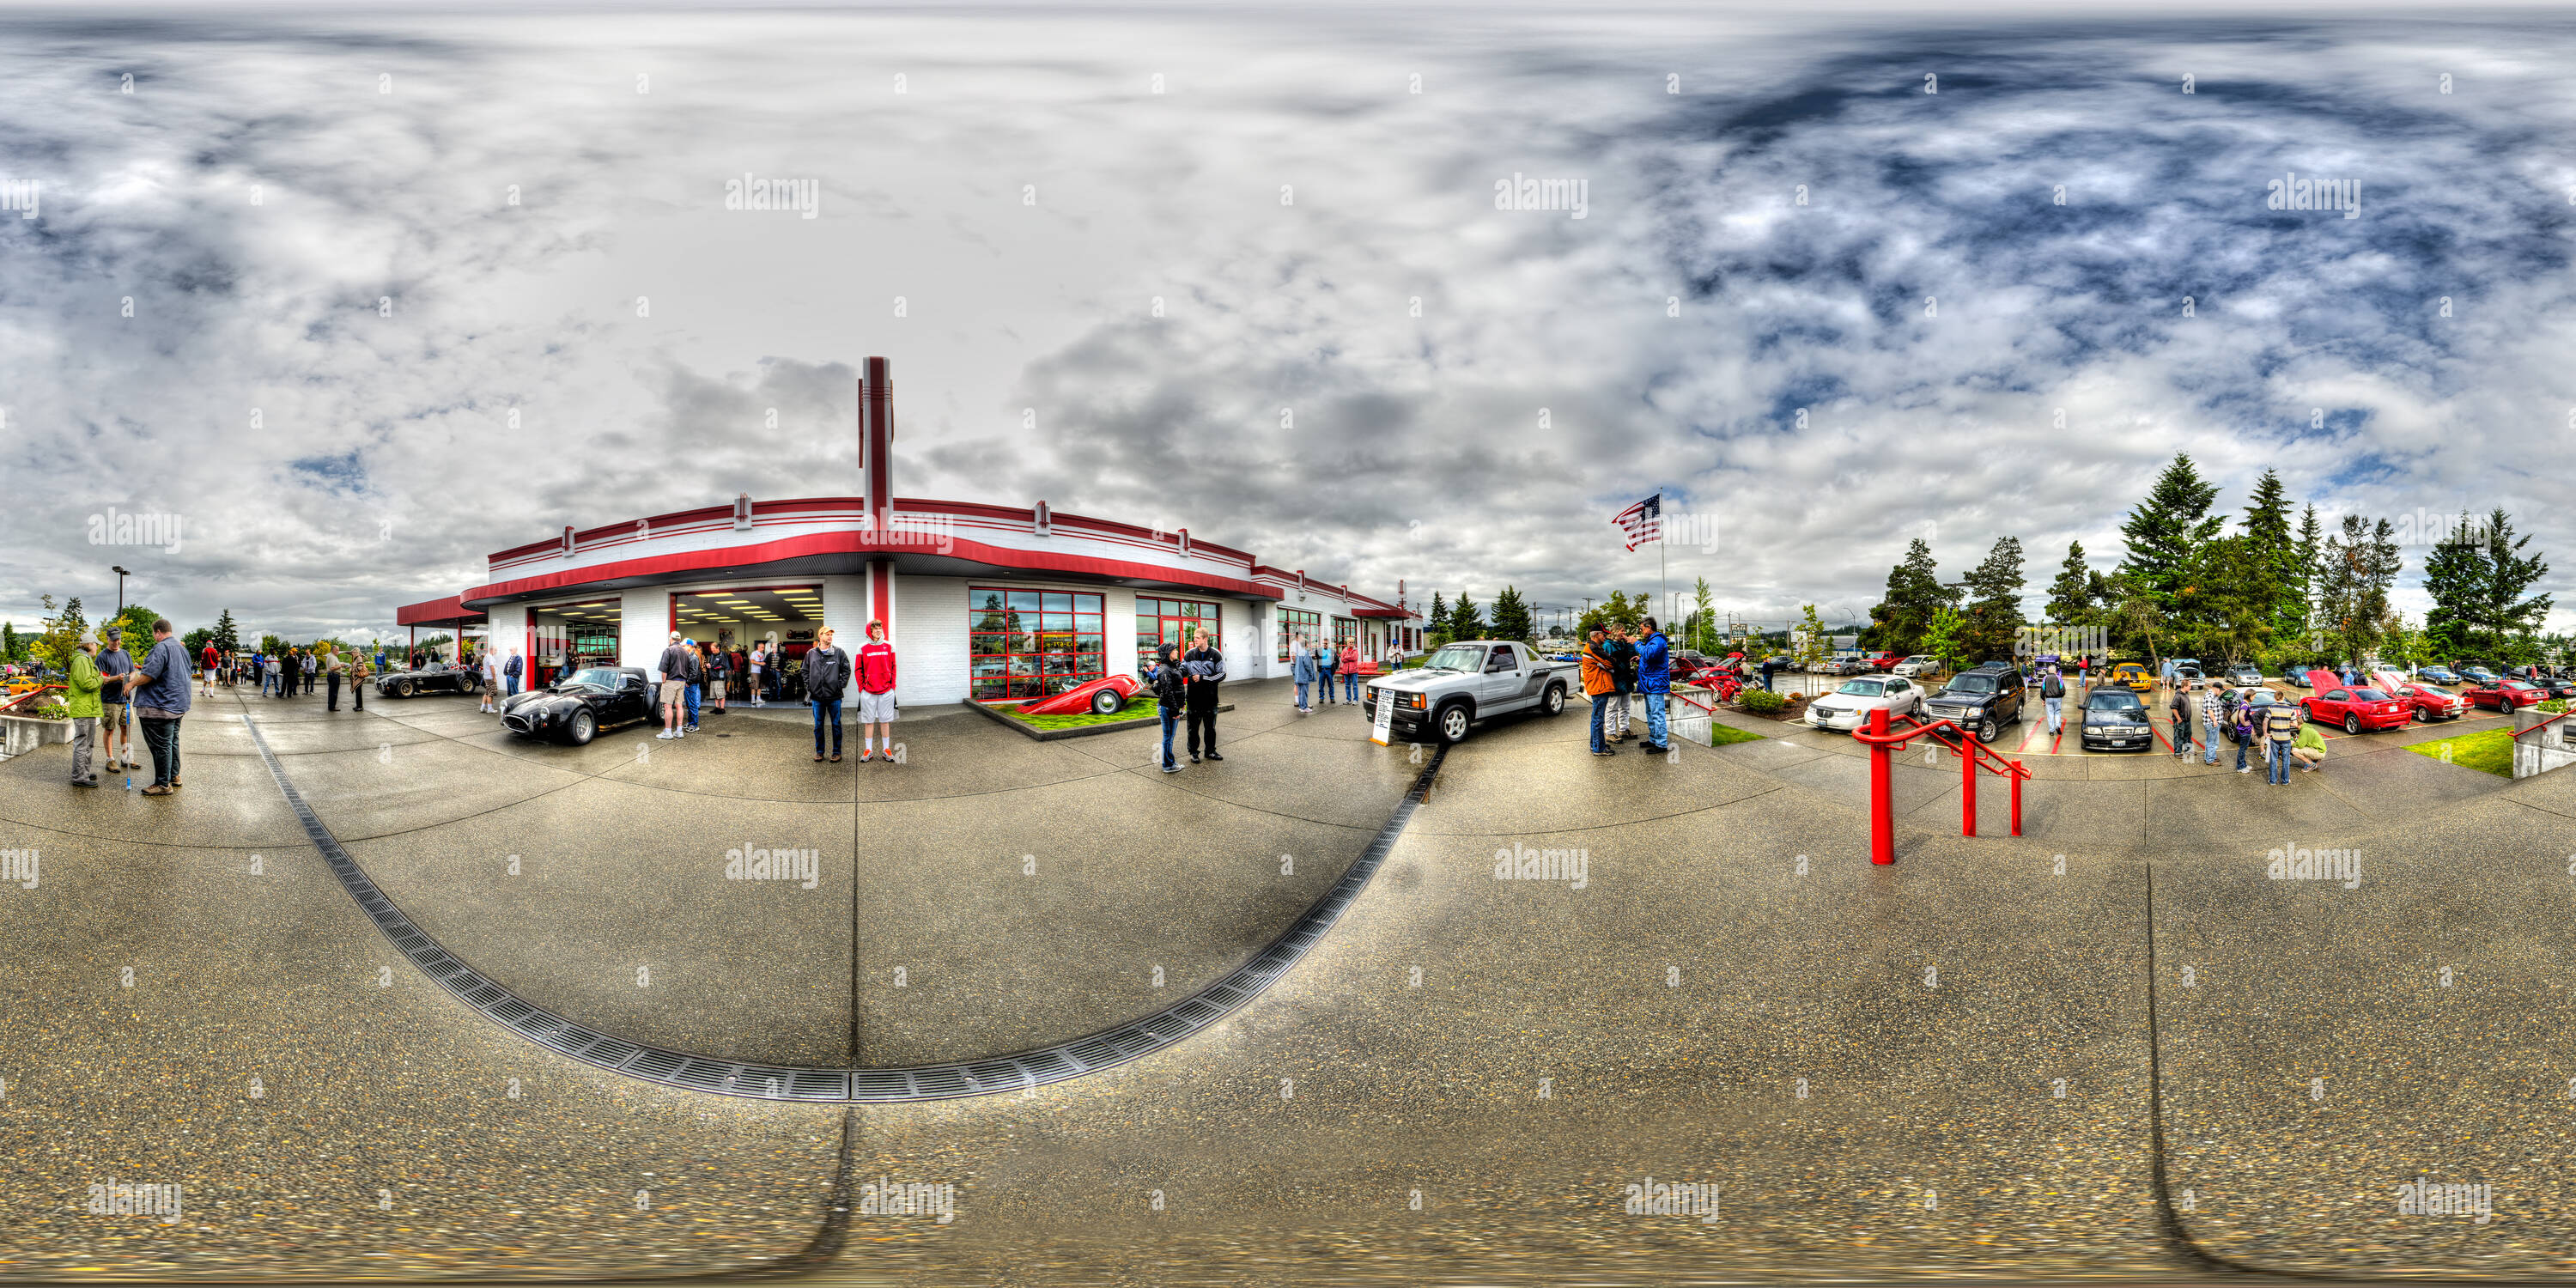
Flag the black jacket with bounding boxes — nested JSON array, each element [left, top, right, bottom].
[[804, 646, 852, 702], [1184, 646, 1225, 701], [1608, 640, 1638, 694], [1147, 657, 1186, 714]]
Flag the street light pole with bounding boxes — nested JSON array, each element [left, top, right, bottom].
[[111, 565, 128, 617]]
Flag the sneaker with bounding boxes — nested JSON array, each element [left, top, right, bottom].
[[829, 753, 841, 762], [859, 750, 873, 762], [2238, 765, 2251, 773], [1190, 754, 1202, 764], [141, 783, 174, 796], [1642, 743, 1671, 754], [1162, 762, 1182, 773], [1206, 751, 1224, 761], [657, 730, 674, 739], [70, 777, 98, 788]]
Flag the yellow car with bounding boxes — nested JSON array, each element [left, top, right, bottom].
[[2108, 662, 2154, 692]]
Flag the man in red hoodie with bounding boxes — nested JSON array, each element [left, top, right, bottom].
[[855, 619, 900, 763]]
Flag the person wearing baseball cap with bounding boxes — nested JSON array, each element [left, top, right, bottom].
[[94, 626, 137, 775], [65, 630, 104, 787]]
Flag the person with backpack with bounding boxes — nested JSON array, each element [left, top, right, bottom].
[[2263, 696, 2301, 786], [854, 620, 897, 762], [1145, 641, 1186, 772], [2040, 665, 2067, 734], [804, 626, 851, 762], [2167, 679, 2193, 758]]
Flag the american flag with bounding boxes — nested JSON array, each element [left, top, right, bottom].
[[1613, 494, 1662, 551]]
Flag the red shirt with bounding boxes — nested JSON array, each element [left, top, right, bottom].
[[856, 641, 898, 694]]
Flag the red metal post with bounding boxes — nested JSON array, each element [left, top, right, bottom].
[[2009, 760, 2024, 836], [1960, 732, 1978, 837], [1868, 708, 1895, 865]]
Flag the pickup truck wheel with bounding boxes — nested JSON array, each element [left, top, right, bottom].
[[2343, 714, 2361, 735], [1542, 683, 1565, 716], [1977, 714, 1998, 742], [1436, 702, 1471, 744]]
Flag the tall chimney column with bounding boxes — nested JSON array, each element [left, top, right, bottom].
[[860, 356, 893, 533]]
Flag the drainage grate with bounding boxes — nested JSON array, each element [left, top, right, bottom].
[[240, 714, 1445, 1103]]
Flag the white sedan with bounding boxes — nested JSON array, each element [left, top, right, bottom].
[[1807, 674, 1924, 732]]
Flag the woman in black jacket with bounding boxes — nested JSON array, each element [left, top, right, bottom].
[[1147, 642, 1187, 773]]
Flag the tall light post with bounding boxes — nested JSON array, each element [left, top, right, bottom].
[[111, 565, 129, 617]]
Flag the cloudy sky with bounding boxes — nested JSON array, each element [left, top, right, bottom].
[[5, 3, 2575, 640]]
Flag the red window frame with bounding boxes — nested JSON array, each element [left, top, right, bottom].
[[1136, 597, 1222, 675], [970, 586, 1105, 702]]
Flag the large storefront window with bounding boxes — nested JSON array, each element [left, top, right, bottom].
[[1135, 597, 1222, 674], [1276, 608, 1321, 662], [532, 598, 622, 685], [1332, 615, 1359, 649], [970, 587, 1105, 702]]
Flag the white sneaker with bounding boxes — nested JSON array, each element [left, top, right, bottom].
[[657, 730, 674, 739]]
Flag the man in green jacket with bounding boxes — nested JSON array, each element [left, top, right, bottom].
[[66, 630, 103, 787]]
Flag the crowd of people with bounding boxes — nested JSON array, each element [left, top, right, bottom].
[[1577, 618, 1674, 756], [2032, 661, 2329, 785], [1287, 635, 1400, 714]]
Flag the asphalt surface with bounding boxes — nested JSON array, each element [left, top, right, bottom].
[[1, 674, 2569, 1280]]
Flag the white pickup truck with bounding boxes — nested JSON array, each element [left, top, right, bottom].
[[1361, 640, 1577, 744]]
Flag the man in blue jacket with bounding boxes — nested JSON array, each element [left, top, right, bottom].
[[124, 618, 193, 795], [1636, 617, 1673, 754], [1291, 636, 1317, 714]]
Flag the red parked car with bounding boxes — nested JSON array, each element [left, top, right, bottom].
[[2371, 671, 2468, 724], [1868, 651, 1906, 672], [2299, 669, 2411, 734], [2465, 678, 2553, 715]]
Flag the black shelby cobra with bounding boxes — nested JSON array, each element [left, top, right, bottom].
[[500, 666, 656, 745], [375, 662, 481, 698]]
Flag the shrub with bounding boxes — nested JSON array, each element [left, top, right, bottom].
[[1738, 689, 1786, 714], [32, 701, 70, 720]]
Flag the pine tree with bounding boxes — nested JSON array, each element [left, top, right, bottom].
[[213, 609, 240, 653], [2239, 469, 2300, 641], [0, 623, 18, 662], [2426, 507, 2550, 660], [2291, 505, 2324, 651], [1489, 586, 1534, 644], [1450, 592, 1483, 639], [1428, 592, 1447, 633], [1691, 577, 1716, 653], [1868, 538, 1949, 654], [1959, 537, 2027, 663], [2317, 513, 2402, 666], [2118, 454, 2224, 618], [2044, 540, 2093, 626]]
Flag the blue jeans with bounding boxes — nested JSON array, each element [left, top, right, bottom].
[[2268, 740, 2292, 784], [2204, 719, 2221, 763], [1159, 710, 1179, 767], [1589, 694, 1613, 751], [507, 676, 520, 697], [684, 683, 702, 727], [1296, 681, 1309, 708], [2044, 696, 2063, 732], [812, 699, 842, 756], [1344, 673, 1359, 700], [1643, 692, 1668, 745]]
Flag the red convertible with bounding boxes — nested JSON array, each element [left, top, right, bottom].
[[2464, 678, 2553, 715], [2372, 671, 2467, 723], [2299, 669, 2410, 734], [1016, 673, 1141, 716]]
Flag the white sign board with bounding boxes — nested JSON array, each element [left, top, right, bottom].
[[1370, 686, 1394, 746]]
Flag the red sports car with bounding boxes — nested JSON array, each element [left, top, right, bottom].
[[2371, 671, 2468, 723], [2464, 678, 2552, 715], [1016, 672, 1141, 716], [2300, 670, 2411, 734]]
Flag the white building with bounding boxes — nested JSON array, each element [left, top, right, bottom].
[[396, 357, 1424, 702]]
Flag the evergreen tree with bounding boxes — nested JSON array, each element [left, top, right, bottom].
[[0, 623, 16, 662], [2424, 507, 2551, 660], [2291, 505, 2324, 651], [2117, 453, 2224, 618], [212, 608, 240, 653], [1428, 592, 1447, 638], [1489, 586, 1534, 644], [2239, 469, 2301, 640], [1960, 536, 2027, 663], [1691, 577, 1716, 653], [1449, 592, 1483, 639], [1868, 538, 1950, 654], [2044, 540, 2094, 626], [2317, 513, 2402, 665], [2179, 534, 2273, 665]]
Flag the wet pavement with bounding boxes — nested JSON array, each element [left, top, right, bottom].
[[1, 675, 2570, 1280]]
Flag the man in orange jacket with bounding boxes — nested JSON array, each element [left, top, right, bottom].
[[1580, 628, 1619, 756]]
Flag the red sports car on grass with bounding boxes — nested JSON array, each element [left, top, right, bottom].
[[2299, 670, 2411, 734], [2372, 671, 2468, 723], [2464, 678, 2553, 715], [1016, 673, 1141, 715]]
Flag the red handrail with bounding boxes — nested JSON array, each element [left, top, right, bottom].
[[2512, 708, 2573, 743], [1850, 708, 2032, 863]]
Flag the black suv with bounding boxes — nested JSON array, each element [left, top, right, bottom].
[[1923, 662, 2026, 741]]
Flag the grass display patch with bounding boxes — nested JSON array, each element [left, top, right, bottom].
[[2407, 726, 2517, 778], [1707, 723, 1765, 745], [995, 702, 1157, 731]]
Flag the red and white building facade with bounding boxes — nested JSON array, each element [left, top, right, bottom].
[[396, 357, 1425, 703]]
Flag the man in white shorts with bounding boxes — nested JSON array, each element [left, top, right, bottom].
[[655, 631, 693, 739]]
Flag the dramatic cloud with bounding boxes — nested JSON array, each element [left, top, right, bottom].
[[2, 7, 2570, 640]]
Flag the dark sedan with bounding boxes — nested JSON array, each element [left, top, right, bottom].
[[500, 666, 657, 744], [375, 662, 481, 698], [2080, 689, 2154, 752]]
